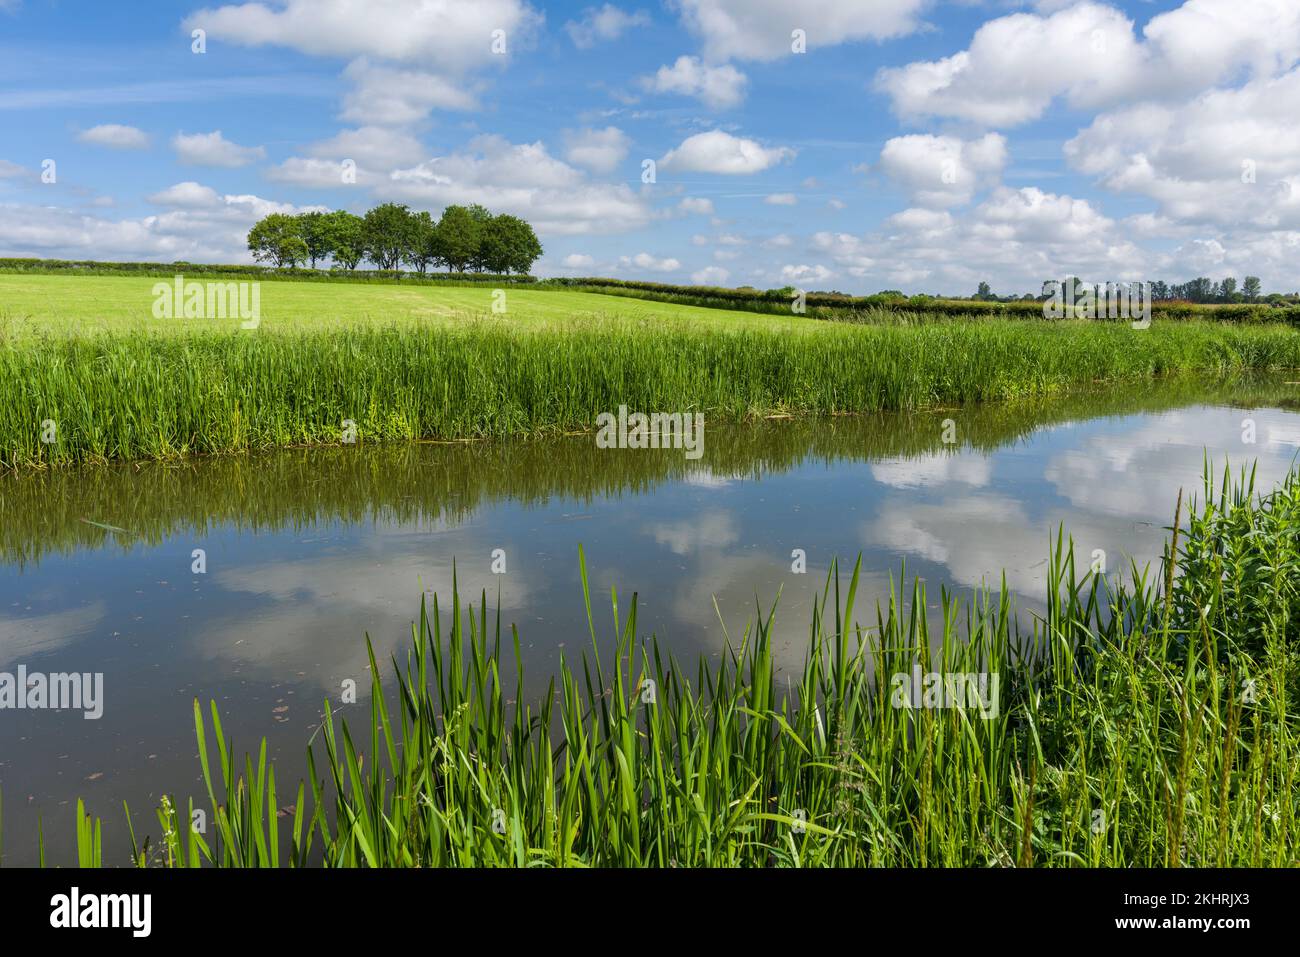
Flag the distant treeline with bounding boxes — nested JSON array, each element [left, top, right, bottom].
[[547, 277, 1300, 324], [966, 276, 1298, 306], [247, 203, 543, 276]]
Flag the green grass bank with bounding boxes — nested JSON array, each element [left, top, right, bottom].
[[3, 273, 1300, 468], [5, 315, 1300, 468]]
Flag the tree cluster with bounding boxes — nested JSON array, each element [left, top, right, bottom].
[[247, 204, 543, 275], [964, 276, 1288, 304], [1143, 276, 1268, 303]]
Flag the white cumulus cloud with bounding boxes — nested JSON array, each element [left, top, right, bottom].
[[876, 0, 1300, 126], [339, 59, 479, 125], [562, 126, 631, 174], [566, 4, 650, 48], [147, 181, 222, 207], [186, 0, 543, 71], [676, 0, 927, 61], [691, 265, 730, 284], [172, 130, 266, 168], [660, 130, 793, 175], [621, 252, 681, 272], [642, 55, 748, 109], [383, 134, 652, 235], [77, 124, 150, 150], [877, 133, 1007, 208]]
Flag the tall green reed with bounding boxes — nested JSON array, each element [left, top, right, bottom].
[[4, 320, 1300, 468]]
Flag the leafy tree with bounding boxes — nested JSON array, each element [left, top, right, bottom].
[[436, 205, 482, 273], [248, 213, 308, 269], [280, 237, 309, 269], [322, 210, 365, 270], [480, 214, 543, 274], [478, 215, 511, 274], [507, 217, 542, 274], [362, 203, 415, 271], [1185, 277, 1214, 302], [975, 281, 992, 300], [251, 202, 543, 276], [464, 205, 494, 271], [1219, 276, 1238, 300], [297, 211, 332, 269], [404, 210, 440, 275], [1243, 276, 1262, 300]]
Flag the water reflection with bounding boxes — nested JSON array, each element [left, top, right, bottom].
[[0, 375, 1298, 865]]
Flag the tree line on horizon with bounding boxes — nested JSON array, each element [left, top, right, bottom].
[[961, 275, 1294, 305], [247, 203, 543, 276]]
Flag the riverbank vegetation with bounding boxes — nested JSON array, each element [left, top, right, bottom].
[[3, 275, 1300, 468], [9, 463, 1296, 866], [3, 375, 1297, 566]]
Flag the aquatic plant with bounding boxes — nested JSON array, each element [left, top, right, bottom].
[[5, 310, 1300, 468]]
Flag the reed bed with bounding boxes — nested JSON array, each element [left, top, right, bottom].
[[11, 462, 1292, 867], [4, 319, 1300, 468]]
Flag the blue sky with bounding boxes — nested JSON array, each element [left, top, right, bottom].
[[1, 0, 1298, 294]]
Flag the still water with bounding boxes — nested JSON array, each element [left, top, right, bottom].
[[1, 377, 1298, 865]]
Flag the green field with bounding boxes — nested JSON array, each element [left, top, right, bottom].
[[3, 273, 1300, 468], [0, 273, 808, 337]]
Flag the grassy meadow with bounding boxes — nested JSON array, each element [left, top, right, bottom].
[[2, 272, 1300, 468], [19, 464, 1298, 867], [0, 273, 804, 336]]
